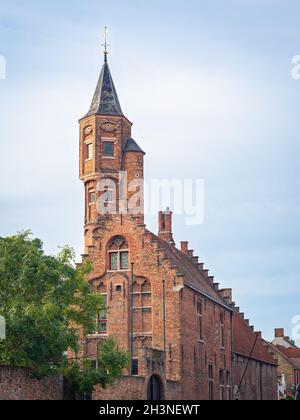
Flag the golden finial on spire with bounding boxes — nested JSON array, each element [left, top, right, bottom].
[[102, 26, 109, 62]]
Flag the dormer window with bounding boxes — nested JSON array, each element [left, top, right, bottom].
[[108, 236, 129, 271], [103, 141, 114, 157]]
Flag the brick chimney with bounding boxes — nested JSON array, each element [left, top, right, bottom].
[[180, 241, 189, 254], [255, 331, 262, 340], [158, 208, 175, 245], [220, 289, 232, 304], [275, 328, 284, 338]]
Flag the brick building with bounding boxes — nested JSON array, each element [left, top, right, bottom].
[[264, 329, 300, 398], [74, 50, 278, 400]]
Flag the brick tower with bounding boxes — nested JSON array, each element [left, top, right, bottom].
[[79, 49, 145, 255]]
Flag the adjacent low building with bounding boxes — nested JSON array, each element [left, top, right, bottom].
[[264, 329, 300, 398], [232, 313, 277, 400]]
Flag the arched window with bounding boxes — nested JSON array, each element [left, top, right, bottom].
[[108, 237, 129, 271]]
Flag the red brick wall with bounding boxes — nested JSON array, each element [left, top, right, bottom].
[[0, 366, 63, 400], [94, 376, 145, 400], [93, 376, 181, 401], [233, 356, 277, 400], [180, 287, 232, 400]]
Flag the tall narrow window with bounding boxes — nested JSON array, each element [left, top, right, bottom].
[[220, 312, 225, 348], [110, 252, 119, 271], [87, 143, 93, 160], [169, 344, 173, 363], [120, 251, 129, 270], [197, 301, 203, 341], [98, 294, 107, 334], [132, 278, 152, 337], [87, 189, 96, 222], [220, 369, 225, 400], [226, 371, 231, 400], [108, 237, 129, 271], [89, 191, 96, 205], [208, 365, 214, 400], [131, 359, 139, 376]]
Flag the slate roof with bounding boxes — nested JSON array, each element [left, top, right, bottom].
[[85, 60, 123, 117], [233, 314, 277, 365], [148, 233, 231, 308], [123, 138, 145, 154]]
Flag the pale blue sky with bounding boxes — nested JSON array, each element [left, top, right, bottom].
[[0, 0, 300, 344]]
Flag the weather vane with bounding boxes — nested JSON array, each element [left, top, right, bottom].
[[102, 26, 110, 62]]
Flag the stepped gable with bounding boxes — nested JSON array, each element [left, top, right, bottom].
[[148, 231, 231, 308], [233, 311, 277, 365]]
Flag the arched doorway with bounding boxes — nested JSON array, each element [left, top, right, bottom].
[[147, 375, 163, 401]]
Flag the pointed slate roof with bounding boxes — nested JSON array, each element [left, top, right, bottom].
[[123, 138, 145, 154], [85, 58, 123, 117]]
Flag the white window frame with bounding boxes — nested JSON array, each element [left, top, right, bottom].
[[85, 141, 93, 161]]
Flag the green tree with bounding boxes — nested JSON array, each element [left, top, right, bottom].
[[65, 338, 129, 396], [0, 232, 128, 394]]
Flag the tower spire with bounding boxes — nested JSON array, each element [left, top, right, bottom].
[[83, 28, 123, 118], [102, 26, 109, 63]]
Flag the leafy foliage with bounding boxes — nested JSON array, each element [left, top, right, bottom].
[[0, 232, 128, 394], [65, 338, 129, 395]]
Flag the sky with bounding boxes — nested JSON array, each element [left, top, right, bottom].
[[0, 0, 300, 344]]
